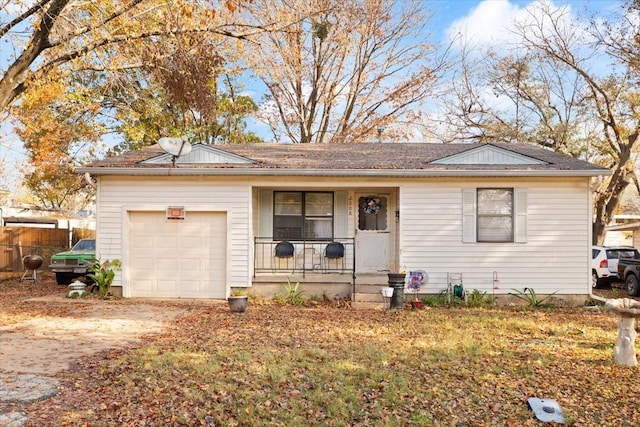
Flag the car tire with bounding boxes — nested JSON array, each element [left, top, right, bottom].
[[592, 271, 605, 289], [626, 274, 640, 297], [55, 273, 73, 286]]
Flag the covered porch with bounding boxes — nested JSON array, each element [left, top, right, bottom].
[[251, 186, 400, 306]]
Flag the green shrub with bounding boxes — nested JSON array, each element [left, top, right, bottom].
[[87, 259, 121, 298], [421, 292, 448, 307], [509, 287, 558, 309], [274, 278, 306, 306], [465, 289, 494, 308]]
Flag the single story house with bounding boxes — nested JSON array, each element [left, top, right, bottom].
[[77, 142, 610, 306]]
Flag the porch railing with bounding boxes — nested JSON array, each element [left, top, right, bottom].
[[254, 237, 355, 277]]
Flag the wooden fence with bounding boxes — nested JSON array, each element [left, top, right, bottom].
[[0, 227, 95, 271]]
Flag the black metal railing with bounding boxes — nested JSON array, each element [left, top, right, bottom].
[[254, 237, 354, 277]]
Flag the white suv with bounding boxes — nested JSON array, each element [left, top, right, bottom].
[[592, 245, 640, 288]]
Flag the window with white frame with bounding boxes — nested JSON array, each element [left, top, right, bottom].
[[463, 188, 527, 243], [273, 192, 333, 240], [477, 188, 513, 242]]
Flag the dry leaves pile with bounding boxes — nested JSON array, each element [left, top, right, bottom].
[[2, 274, 640, 426]]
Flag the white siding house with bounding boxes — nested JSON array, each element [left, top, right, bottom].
[[78, 142, 609, 305]]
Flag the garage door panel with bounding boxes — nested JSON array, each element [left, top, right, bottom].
[[158, 237, 178, 248], [176, 247, 202, 258], [181, 236, 200, 247], [180, 280, 202, 293], [131, 258, 153, 270], [129, 211, 226, 298], [134, 279, 154, 294], [156, 280, 177, 293], [131, 237, 153, 249], [200, 259, 213, 272], [157, 259, 177, 271], [179, 256, 202, 266], [181, 267, 206, 278]]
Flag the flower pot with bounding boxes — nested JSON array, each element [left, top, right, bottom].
[[228, 295, 248, 313], [387, 273, 407, 285], [411, 300, 423, 310]]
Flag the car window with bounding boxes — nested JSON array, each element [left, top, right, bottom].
[[72, 240, 95, 251], [619, 249, 640, 259], [606, 250, 620, 259], [592, 248, 601, 259]]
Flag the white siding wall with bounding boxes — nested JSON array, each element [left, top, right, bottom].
[[95, 174, 594, 297], [96, 176, 252, 290], [400, 177, 591, 295]]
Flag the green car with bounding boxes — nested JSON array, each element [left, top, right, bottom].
[[49, 239, 96, 285]]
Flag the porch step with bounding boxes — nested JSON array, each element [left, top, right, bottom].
[[352, 285, 391, 310], [354, 274, 390, 286], [355, 284, 391, 294]]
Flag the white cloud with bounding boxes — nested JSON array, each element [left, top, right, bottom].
[[446, 0, 578, 52], [447, 0, 522, 48]]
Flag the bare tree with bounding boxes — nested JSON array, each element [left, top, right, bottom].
[[443, 1, 640, 244], [246, 0, 445, 144]]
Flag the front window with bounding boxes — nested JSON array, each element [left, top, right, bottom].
[[274, 192, 333, 240], [477, 189, 513, 242]]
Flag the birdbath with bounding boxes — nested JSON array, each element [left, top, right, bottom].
[[605, 298, 640, 367]]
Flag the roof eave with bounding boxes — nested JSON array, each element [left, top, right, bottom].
[[76, 167, 611, 178]]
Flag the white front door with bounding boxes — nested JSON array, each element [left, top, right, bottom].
[[355, 193, 396, 273]]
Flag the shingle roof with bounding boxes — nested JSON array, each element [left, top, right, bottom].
[[78, 142, 610, 177]]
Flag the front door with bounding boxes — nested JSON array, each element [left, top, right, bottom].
[[355, 192, 396, 273]]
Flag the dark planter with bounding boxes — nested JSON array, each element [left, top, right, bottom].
[[388, 273, 406, 310], [228, 295, 248, 313]]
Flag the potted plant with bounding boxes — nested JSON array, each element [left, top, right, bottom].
[[228, 290, 249, 313], [408, 270, 424, 309]]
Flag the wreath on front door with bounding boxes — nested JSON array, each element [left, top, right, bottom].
[[362, 196, 381, 215]]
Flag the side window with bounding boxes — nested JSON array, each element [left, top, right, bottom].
[[477, 188, 514, 243], [463, 188, 526, 243]]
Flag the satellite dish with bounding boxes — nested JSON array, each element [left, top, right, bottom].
[[158, 136, 192, 157]]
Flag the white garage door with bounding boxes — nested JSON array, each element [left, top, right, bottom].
[[128, 211, 226, 298]]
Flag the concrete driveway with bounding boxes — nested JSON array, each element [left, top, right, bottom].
[[0, 299, 185, 374], [0, 292, 196, 426]]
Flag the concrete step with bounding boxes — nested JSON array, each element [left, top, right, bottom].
[[354, 292, 387, 303], [355, 284, 393, 294], [354, 274, 391, 286]]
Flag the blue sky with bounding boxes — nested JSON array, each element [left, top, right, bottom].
[[0, 0, 617, 192]]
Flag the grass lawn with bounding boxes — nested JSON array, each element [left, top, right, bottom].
[[4, 275, 640, 426]]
